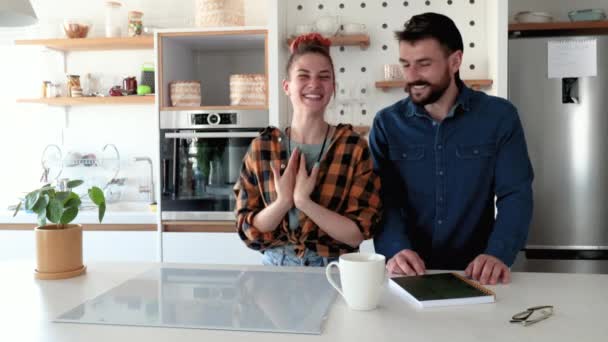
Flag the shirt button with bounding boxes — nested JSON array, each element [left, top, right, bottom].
[[438, 220, 443, 225], [437, 145, 443, 150], [473, 149, 479, 155], [402, 153, 408, 158], [438, 171, 444, 176], [278, 137, 282, 142], [439, 196, 444, 202], [280, 164, 286, 169]]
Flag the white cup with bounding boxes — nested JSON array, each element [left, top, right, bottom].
[[294, 24, 314, 35], [384, 64, 403, 81], [325, 252, 386, 310], [342, 22, 366, 35]]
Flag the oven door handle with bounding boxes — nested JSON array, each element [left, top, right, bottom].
[[165, 132, 260, 139]]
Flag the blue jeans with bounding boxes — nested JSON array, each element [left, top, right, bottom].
[[262, 246, 337, 266]]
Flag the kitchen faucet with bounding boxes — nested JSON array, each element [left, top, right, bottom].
[[133, 156, 155, 203]]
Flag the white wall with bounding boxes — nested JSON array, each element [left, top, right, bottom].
[[509, 0, 608, 21]]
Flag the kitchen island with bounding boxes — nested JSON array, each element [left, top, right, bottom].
[[0, 261, 605, 342]]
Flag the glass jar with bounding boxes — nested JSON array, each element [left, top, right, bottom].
[[128, 11, 143, 37], [105, 1, 122, 38]]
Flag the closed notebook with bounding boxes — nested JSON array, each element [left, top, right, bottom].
[[389, 272, 495, 308]]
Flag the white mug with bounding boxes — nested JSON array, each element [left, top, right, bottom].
[[342, 22, 367, 35], [325, 252, 386, 310], [294, 24, 314, 35], [384, 64, 404, 81], [315, 15, 341, 36]]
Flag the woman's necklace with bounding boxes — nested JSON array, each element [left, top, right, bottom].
[[287, 123, 331, 165]]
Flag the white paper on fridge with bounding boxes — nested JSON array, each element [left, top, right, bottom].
[[548, 39, 597, 79]]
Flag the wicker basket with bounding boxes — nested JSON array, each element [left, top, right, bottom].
[[195, 0, 244, 27], [230, 74, 266, 106], [169, 81, 201, 107]]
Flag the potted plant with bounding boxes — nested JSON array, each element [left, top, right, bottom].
[[13, 179, 105, 280]]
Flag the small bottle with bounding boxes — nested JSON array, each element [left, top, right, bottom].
[[105, 1, 122, 38], [128, 11, 143, 37]]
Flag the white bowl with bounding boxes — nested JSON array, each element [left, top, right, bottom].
[[514, 11, 554, 23]]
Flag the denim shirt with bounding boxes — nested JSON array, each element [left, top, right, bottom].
[[369, 84, 534, 269]]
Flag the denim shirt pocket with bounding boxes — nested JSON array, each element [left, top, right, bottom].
[[388, 145, 425, 161], [456, 143, 496, 159]]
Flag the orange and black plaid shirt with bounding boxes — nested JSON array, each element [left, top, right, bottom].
[[234, 124, 382, 258]]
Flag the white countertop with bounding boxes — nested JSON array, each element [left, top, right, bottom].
[[1, 261, 606, 342], [0, 202, 157, 224]]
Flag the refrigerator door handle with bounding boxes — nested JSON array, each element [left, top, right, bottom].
[[562, 78, 579, 104]]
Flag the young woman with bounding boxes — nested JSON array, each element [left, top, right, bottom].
[[234, 33, 381, 266]]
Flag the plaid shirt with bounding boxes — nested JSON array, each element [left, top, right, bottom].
[[234, 124, 382, 258]]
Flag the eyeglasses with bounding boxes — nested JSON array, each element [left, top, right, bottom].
[[510, 305, 554, 326]]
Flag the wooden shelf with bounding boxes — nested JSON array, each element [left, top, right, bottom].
[[509, 21, 608, 33], [14, 36, 154, 51], [287, 34, 370, 50], [375, 79, 493, 91], [160, 105, 268, 111], [162, 221, 236, 233], [17, 96, 155, 106]]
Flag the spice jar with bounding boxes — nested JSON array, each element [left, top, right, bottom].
[[128, 11, 143, 37], [66, 75, 81, 97], [105, 1, 122, 38]]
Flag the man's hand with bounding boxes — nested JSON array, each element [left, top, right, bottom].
[[270, 148, 300, 209], [464, 254, 511, 285], [386, 249, 426, 276]]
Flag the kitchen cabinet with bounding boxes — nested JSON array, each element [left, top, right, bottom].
[[162, 232, 263, 265], [0, 230, 157, 262], [157, 28, 268, 111]]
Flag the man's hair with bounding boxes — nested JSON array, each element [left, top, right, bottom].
[[396, 12, 464, 55]]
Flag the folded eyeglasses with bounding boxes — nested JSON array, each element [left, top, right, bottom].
[[510, 305, 554, 326]]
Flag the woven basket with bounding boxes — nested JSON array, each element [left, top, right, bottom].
[[169, 81, 201, 107], [195, 0, 244, 27], [230, 74, 266, 106]]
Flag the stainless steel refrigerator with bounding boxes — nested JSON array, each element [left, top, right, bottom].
[[509, 34, 608, 260]]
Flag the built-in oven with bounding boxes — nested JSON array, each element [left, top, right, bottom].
[[160, 110, 267, 221]]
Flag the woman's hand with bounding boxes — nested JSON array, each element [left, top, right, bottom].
[[294, 153, 320, 208], [270, 148, 299, 209]]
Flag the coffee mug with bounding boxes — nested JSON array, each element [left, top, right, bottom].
[[342, 22, 366, 35], [294, 24, 314, 35], [384, 64, 404, 81], [325, 252, 386, 310]]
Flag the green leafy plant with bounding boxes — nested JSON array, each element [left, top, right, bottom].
[[13, 179, 106, 227]]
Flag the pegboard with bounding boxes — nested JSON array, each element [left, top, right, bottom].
[[285, 0, 488, 127]]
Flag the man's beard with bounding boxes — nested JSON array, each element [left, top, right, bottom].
[[404, 70, 452, 106]]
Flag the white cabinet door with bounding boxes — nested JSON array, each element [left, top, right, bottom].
[[162, 232, 263, 265], [84, 231, 158, 262], [0, 231, 157, 262]]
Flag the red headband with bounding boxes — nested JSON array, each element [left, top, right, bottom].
[[290, 33, 332, 54]]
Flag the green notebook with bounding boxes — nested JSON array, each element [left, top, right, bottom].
[[389, 273, 496, 308]]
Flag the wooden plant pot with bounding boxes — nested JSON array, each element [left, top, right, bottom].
[[35, 224, 86, 280]]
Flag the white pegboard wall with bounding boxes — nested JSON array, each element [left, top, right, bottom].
[[285, 0, 488, 127]]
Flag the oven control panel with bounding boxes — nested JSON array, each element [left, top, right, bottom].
[[191, 112, 238, 126]]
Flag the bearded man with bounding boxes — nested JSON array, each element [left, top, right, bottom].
[[369, 12, 534, 285]]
